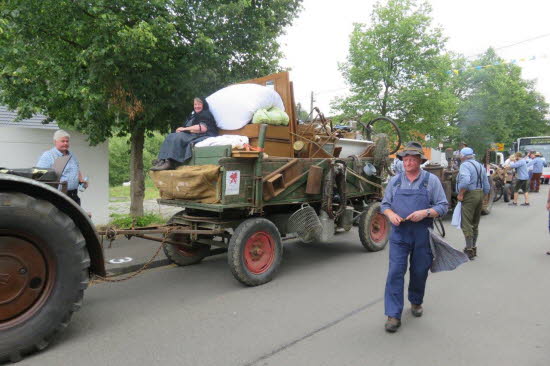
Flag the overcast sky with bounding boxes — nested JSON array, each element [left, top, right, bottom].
[[279, 0, 550, 115]]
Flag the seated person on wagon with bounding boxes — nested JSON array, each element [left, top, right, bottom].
[[151, 97, 218, 171]]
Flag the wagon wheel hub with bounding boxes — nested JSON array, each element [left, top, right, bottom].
[[370, 213, 387, 243], [0, 236, 49, 323], [244, 232, 275, 274]]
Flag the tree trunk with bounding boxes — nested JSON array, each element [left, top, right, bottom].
[[130, 126, 145, 217]]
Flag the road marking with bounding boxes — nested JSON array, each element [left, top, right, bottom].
[[108, 257, 133, 264], [243, 296, 384, 366]]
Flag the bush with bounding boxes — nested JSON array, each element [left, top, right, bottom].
[[109, 133, 165, 186]]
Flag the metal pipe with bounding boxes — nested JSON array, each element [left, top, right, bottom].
[[253, 124, 268, 213]]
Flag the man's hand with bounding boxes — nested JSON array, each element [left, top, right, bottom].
[[387, 211, 404, 226], [405, 210, 429, 222], [457, 192, 464, 201]]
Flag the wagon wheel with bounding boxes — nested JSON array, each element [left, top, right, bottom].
[[163, 214, 210, 266], [358, 202, 390, 251], [359, 116, 402, 155], [0, 193, 89, 363], [228, 218, 283, 286], [481, 176, 496, 215]]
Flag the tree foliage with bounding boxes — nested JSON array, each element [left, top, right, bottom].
[[335, 0, 459, 144], [0, 0, 302, 215], [454, 48, 550, 154]]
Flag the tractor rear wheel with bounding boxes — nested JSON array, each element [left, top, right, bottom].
[[0, 193, 89, 363]]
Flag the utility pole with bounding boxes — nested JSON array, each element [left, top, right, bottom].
[[309, 91, 315, 114]]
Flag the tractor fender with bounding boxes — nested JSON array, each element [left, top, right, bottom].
[[0, 173, 106, 276]]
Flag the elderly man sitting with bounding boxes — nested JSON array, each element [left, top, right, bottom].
[[36, 130, 88, 205]]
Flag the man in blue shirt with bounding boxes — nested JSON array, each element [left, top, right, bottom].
[[456, 147, 490, 259], [507, 152, 531, 206], [36, 130, 88, 205], [381, 142, 448, 333], [529, 152, 545, 193]]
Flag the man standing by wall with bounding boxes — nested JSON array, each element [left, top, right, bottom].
[[36, 130, 88, 205], [381, 142, 448, 333], [456, 147, 490, 260]]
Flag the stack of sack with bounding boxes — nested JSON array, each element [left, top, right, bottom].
[[206, 84, 289, 130]]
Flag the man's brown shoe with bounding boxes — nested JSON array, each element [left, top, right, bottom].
[[411, 304, 423, 317], [385, 317, 401, 333]]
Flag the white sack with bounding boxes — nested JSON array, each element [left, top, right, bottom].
[[451, 202, 462, 228], [206, 84, 285, 130], [195, 135, 249, 149]]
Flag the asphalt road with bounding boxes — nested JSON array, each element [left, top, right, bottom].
[[18, 187, 550, 366]]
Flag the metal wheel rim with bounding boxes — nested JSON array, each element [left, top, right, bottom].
[[370, 213, 387, 243], [0, 232, 55, 329], [243, 231, 275, 274]]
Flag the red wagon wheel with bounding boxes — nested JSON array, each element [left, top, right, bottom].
[[358, 202, 390, 251], [228, 218, 282, 286]]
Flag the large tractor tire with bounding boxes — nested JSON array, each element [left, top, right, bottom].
[[228, 218, 283, 286], [481, 177, 496, 215], [163, 212, 210, 266], [358, 202, 390, 252], [0, 193, 89, 363]]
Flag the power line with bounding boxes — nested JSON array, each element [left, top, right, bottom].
[[466, 31, 550, 58]]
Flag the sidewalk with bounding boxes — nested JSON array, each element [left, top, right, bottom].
[[103, 199, 182, 276]]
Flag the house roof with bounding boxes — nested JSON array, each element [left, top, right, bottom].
[[0, 105, 58, 129]]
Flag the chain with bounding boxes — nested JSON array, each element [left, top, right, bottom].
[[91, 226, 177, 284]]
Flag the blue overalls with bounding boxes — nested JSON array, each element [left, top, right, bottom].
[[385, 172, 433, 319]]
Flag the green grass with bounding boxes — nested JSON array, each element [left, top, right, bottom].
[[99, 212, 165, 230], [109, 212, 165, 228], [109, 177, 160, 202]]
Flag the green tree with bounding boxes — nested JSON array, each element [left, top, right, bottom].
[[0, 0, 302, 216], [455, 48, 550, 154], [334, 0, 459, 145]]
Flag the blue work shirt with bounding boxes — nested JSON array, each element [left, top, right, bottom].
[[532, 157, 545, 173], [509, 159, 530, 180], [381, 170, 449, 217], [36, 148, 80, 190], [457, 159, 490, 194]]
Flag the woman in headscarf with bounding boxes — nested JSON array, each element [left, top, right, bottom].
[[151, 97, 218, 171]]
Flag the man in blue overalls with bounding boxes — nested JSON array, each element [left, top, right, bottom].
[[381, 142, 449, 332]]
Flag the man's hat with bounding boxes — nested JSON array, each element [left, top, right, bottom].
[[460, 147, 475, 157], [397, 141, 427, 163], [535, 152, 542, 157]]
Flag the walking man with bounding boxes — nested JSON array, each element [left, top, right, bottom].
[[529, 152, 544, 193], [456, 147, 490, 260], [381, 142, 449, 333], [507, 152, 531, 206]]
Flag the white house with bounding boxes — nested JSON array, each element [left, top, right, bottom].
[[0, 106, 109, 225]]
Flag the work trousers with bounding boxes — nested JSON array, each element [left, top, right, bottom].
[[385, 222, 433, 319], [460, 189, 484, 239], [530, 173, 542, 192]]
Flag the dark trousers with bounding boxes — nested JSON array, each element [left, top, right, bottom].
[[461, 190, 483, 239], [67, 190, 81, 206], [530, 173, 542, 192]]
